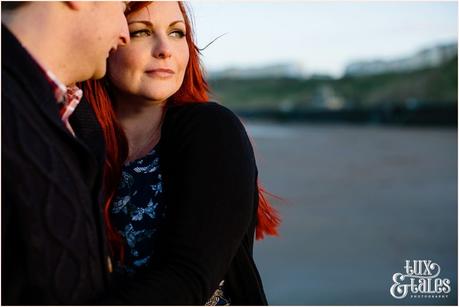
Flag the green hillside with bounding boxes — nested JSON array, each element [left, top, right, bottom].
[[208, 56, 458, 111]]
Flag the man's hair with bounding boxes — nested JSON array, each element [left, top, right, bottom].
[[2, 2, 29, 10]]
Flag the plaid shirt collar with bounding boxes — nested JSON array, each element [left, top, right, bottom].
[[42, 70, 83, 137]]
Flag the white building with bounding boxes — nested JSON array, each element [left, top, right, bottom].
[[344, 42, 457, 77], [208, 62, 307, 79]]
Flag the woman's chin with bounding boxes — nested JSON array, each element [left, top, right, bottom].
[[140, 89, 178, 103], [137, 93, 172, 105]]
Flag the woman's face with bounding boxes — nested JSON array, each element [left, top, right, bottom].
[[107, 2, 189, 104]]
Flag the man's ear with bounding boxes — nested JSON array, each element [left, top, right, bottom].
[[65, 1, 82, 11]]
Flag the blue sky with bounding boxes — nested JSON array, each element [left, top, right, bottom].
[[189, 1, 458, 77]]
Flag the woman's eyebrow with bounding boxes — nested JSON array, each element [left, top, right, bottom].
[[170, 20, 185, 27], [128, 20, 153, 26], [128, 20, 185, 27]]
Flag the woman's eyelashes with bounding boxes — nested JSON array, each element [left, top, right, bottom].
[[169, 29, 186, 38], [129, 28, 186, 39], [130, 29, 152, 38]]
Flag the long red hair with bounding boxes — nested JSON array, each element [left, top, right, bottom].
[[82, 2, 280, 261]]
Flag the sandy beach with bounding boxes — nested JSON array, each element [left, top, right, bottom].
[[245, 121, 457, 305]]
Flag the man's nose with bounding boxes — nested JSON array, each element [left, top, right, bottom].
[[118, 21, 130, 46]]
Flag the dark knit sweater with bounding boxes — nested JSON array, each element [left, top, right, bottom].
[[1, 24, 110, 305]]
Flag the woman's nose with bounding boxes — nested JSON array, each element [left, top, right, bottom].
[[152, 36, 172, 59]]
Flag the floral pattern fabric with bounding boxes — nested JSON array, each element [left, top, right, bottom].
[[111, 147, 166, 273]]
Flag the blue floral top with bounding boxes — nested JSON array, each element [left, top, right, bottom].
[[111, 146, 166, 273], [110, 146, 230, 305]]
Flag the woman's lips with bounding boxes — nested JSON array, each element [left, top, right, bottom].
[[145, 68, 175, 78]]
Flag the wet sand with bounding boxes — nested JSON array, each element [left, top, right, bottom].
[[245, 121, 457, 305]]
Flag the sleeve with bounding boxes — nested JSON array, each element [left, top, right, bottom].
[[101, 103, 257, 305]]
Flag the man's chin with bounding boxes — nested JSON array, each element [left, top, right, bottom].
[[91, 68, 107, 81]]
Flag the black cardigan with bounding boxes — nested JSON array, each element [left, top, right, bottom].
[[1, 24, 110, 304], [102, 102, 268, 305]]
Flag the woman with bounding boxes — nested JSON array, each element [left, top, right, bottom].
[[83, 2, 280, 305]]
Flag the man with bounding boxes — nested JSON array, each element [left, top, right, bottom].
[[2, 2, 129, 304]]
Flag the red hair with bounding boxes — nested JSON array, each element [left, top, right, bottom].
[[82, 2, 280, 260]]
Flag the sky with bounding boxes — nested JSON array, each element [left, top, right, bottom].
[[188, 1, 458, 77]]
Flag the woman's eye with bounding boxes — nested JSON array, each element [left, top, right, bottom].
[[130, 29, 152, 38], [170, 30, 186, 39]]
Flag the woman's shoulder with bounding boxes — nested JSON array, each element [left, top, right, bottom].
[[163, 101, 246, 136], [160, 102, 256, 174], [166, 101, 238, 122]]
